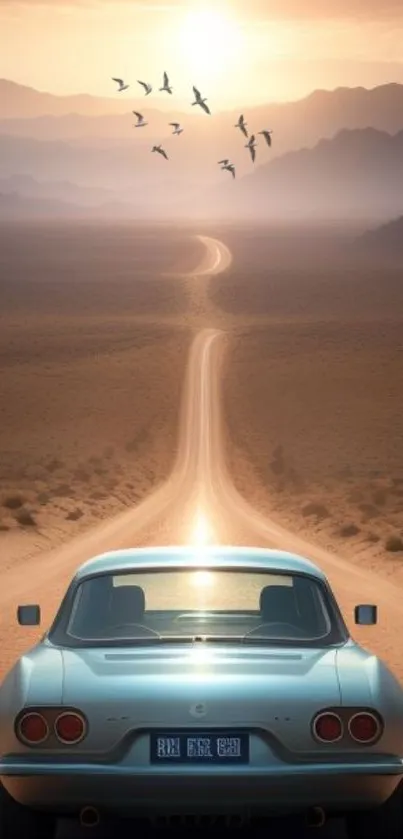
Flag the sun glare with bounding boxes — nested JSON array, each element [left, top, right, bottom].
[[177, 7, 244, 86], [190, 508, 214, 546], [191, 570, 215, 588]]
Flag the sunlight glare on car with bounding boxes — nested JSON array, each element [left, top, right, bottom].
[[191, 570, 215, 587]]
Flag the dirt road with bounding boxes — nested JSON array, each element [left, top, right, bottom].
[[1, 234, 402, 838]]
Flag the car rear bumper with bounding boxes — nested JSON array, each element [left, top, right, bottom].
[[1, 759, 403, 816]]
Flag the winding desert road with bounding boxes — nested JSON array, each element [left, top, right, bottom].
[[1, 234, 403, 837], [1, 232, 403, 677]]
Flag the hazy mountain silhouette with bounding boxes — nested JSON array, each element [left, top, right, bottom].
[[355, 214, 403, 255], [0, 79, 156, 119], [3, 123, 403, 222], [0, 192, 91, 219], [0, 192, 143, 220], [195, 127, 403, 223], [0, 133, 222, 197], [3, 80, 403, 164], [0, 175, 116, 207]]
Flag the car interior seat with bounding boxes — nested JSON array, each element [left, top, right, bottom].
[[259, 585, 299, 624], [107, 584, 146, 625]]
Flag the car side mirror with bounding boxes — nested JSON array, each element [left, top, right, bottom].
[[17, 604, 41, 626], [354, 604, 377, 625]]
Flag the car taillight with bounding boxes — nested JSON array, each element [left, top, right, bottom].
[[54, 711, 86, 744], [16, 711, 49, 745], [312, 711, 343, 743], [348, 711, 381, 744]]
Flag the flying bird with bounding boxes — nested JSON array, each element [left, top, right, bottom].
[[152, 144, 169, 160], [137, 80, 152, 96], [169, 122, 184, 135], [218, 159, 230, 167], [159, 72, 173, 94], [132, 111, 147, 127], [234, 114, 248, 137], [222, 163, 236, 179], [258, 129, 273, 147], [245, 134, 257, 163], [192, 86, 211, 115], [112, 77, 129, 92]]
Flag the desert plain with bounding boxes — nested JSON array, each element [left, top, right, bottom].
[[1, 221, 403, 685]]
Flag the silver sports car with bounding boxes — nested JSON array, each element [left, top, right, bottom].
[[1, 545, 403, 838]]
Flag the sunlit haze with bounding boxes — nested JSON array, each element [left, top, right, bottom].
[[189, 508, 215, 546], [2, 0, 403, 105]]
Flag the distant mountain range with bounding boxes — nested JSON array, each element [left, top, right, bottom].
[[0, 175, 116, 207], [3, 81, 403, 165], [192, 127, 403, 223], [2, 127, 403, 224], [3, 79, 403, 224], [0, 78, 160, 119]]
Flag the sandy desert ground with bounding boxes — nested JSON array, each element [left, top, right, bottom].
[[216, 229, 403, 585], [0, 222, 199, 571]]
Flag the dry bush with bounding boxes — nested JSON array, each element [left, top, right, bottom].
[[15, 508, 36, 527], [66, 508, 84, 521], [339, 523, 360, 538], [3, 494, 25, 510], [385, 535, 403, 552], [45, 459, 64, 473], [301, 502, 330, 520], [37, 491, 50, 505]]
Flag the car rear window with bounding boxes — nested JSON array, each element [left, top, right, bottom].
[[62, 568, 338, 646]]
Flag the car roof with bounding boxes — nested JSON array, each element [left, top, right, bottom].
[[73, 546, 327, 582]]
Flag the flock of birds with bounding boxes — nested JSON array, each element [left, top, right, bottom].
[[111, 72, 274, 178]]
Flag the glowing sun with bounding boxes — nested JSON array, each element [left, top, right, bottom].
[[177, 7, 244, 86]]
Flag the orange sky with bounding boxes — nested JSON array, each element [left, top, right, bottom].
[[1, 0, 403, 107]]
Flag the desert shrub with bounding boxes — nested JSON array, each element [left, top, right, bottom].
[[339, 523, 360, 538], [385, 535, 403, 552], [37, 491, 50, 505], [66, 508, 84, 521], [15, 508, 36, 527], [301, 502, 329, 520], [46, 458, 63, 473], [3, 494, 25, 510]]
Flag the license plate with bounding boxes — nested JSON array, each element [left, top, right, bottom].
[[150, 731, 249, 764]]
